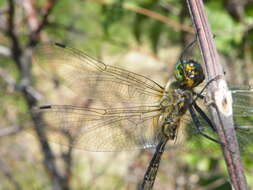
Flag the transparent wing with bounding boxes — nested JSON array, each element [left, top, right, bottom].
[[33, 105, 162, 151], [170, 113, 222, 156], [231, 86, 253, 119], [179, 85, 253, 156], [33, 43, 164, 107], [183, 84, 253, 129], [231, 86, 253, 156]]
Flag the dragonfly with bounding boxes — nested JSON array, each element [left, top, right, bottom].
[[31, 42, 253, 190]]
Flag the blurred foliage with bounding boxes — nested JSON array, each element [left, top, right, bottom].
[[1, 0, 253, 190]]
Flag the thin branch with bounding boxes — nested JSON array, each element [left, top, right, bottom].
[[29, 0, 58, 45], [0, 67, 43, 100], [5, 1, 70, 190], [125, 4, 193, 33], [186, 1, 247, 190], [159, 1, 180, 15], [22, 0, 40, 31], [22, 0, 58, 46], [90, 0, 194, 33], [6, 0, 22, 69], [35, 0, 57, 34]]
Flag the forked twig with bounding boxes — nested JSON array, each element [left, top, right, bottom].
[[186, 0, 247, 190]]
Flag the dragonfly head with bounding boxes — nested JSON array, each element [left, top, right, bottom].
[[174, 60, 205, 89]]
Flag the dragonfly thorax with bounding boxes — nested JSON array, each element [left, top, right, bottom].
[[159, 84, 193, 139]]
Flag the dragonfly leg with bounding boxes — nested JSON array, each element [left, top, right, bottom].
[[179, 34, 198, 62], [188, 104, 222, 144], [193, 75, 222, 102], [193, 92, 215, 108], [193, 102, 217, 132], [193, 92, 205, 99]]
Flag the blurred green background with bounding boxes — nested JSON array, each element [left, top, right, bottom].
[[0, 0, 253, 190]]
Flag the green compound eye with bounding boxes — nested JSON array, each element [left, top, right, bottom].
[[174, 60, 205, 89], [174, 61, 184, 80]]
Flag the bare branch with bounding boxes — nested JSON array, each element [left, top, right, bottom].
[[186, 0, 248, 190], [22, 0, 40, 31], [28, 0, 58, 45], [35, 0, 57, 35], [125, 4, 193, 33], [6, 0, 22, 68], [5, 1, 71, 190], [90, 0, 194, 33], [0, 67, 43, 100], [21, 0, 58, 46], [24, 85, 43, 101]]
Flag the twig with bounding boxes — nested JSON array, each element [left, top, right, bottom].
[[89, 0, 194, 33], [22, 0, 40, 31], [33, 0, 57, 36], [5, 1, 70, 190], [0, 67, 43, 100], [22, 0, 58, 46], [6, 0, 22, 69], [186, 1, 248, 190], [125, 4, 193, 33]]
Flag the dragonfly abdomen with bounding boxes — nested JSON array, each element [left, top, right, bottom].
[[140, 135, 169, 190]]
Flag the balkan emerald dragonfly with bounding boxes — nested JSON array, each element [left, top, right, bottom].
[[31, 42, 253, 190]]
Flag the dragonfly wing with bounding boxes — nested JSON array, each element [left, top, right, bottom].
[[182, 85, 253, 129], [33, 43, 164, 107], [32, 105, 161, 151], [180, 86, 253, 156], [231, 87, 253, 119], [231, 87, 253, 155]]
